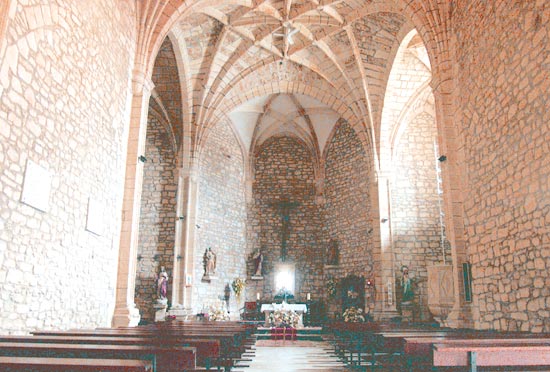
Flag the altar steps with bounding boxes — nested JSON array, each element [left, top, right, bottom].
[[255, 326, 324, 341]]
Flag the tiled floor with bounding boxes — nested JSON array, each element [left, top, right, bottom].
[[234, 340, 352, 372]]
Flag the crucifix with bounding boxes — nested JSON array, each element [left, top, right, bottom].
[[270, 200, 300, 262]]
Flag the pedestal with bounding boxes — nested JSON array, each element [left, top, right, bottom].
[[401, 302, 413, 322], [201, 274, 217, 283], [153, 300, 168, 322], [427, 265, 454, 326], [167, 304, 193, 321]]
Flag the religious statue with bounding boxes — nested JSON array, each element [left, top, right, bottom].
[[326, 239, 339, 265], [401, 266, 414, 303], [203, 247, 217, 276], [156, 266, 168, 301], [252, 248, 263, 277]]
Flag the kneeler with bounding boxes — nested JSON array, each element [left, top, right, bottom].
[[271, 327, 297, 340]]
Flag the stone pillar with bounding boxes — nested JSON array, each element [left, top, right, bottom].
[[431, 72, 473, 328], [372, 172, 399, 320], [179, 162, 200, 312], [112, 71, 154, 327], [168, 169, 186, 316]]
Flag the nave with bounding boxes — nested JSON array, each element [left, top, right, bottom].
[[233, 340, 351, 372]]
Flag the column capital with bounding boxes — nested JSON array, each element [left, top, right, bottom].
[[131, 69, 155, 95]]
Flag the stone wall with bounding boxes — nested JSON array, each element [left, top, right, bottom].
[[251, 136, 325, 303], [323, 121, 374, 317], [453, 1, 550, 332], [391, 111, 444, 320], [195, 120, 247, 315], [0, 1, 136, 333], [135, 113, 177, 321]]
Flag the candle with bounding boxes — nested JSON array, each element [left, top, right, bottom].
[[307, 293, 311, 301], [256, 292, 260, 300]]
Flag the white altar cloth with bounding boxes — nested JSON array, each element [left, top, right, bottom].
[[261, 303, 308, 328]]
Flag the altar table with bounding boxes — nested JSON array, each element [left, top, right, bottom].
[[261, 303, 307, 328]]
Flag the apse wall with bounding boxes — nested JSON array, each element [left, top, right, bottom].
[[323, 121, 374, 316], [195, 121, 247, 315], [0, 1, 136, 333], [135, 113, 177, 321], [250, 136, 325, 302], [453, 1, 549, 332], [391, 111, 443, 321]]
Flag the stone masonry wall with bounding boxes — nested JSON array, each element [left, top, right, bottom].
[[135, 113, 177, 321], [391, 111, 443, 321], [453, 1, 550, 332], [251, 136, 325, 303], [195, 120, 247, 315], [0, 1, 136, 333], [323, 121, 374, 317]]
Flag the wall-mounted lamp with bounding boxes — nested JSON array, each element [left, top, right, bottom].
[[366, 278, 375, 287], [196, 225, 201, 229], [381, 218, 388, 223], [153, 254, 160, 262], [438, 155, 447, 162], [138, 155, 147, 163], [178, 215, 186, 221], [137, 254, 143, 261], [177, 255, 182, 261]]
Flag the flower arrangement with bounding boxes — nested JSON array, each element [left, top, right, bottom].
[[207, 301, 229, 321], [268, 309, 300, 328], [326, 276, 337, 298], [343, 306, 365, 322], [232, 278, 246, 298]]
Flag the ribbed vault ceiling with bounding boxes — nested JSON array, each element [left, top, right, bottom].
[[142, 0, 443, 160]]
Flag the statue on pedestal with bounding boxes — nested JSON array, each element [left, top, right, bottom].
[[401, 266, 414, 303], [326, 239, 339, 266], [154, 266, 169, 321], [251, 248, 263, 278], [156, 266, 168, 302], [202, 247, 217, 281]]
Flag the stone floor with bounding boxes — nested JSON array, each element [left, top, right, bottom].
[[233, 340, 353, 372]]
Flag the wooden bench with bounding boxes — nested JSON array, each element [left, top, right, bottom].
[[0, 341, 197, 372], [433, 342, 550, 372], [0, 335, 220, 370], [32, 326, 247, 371], [0, 356, 153, 371], [402, 336, 550, 371]]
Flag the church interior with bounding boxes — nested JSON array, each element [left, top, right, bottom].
[[0, 0, 549, 370]]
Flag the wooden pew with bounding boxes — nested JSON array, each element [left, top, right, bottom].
[[32, 326, 247, 371], [0, 342, 197, 372], [0, 335, 218, 370], [433, 342, 550, 372], [405, 335, 550, 371], [0, 356, 153, 371]]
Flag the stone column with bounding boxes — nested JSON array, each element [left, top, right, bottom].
[[168, 169, 186, 314], [112, 71, 154, 327], [372, 172, 399, 320], [180, 162, 200, 312], [431, 72, 473, 328]]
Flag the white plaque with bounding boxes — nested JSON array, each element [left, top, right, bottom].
[[20, 160, 52, 212], [86, 197, 104, 235]]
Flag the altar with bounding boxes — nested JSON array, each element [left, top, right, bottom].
[[261, 303, 308, 328]]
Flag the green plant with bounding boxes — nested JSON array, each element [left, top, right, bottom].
[[232, 278, 246, 297], [326, 276, 337, 298], [343, 306, 365, 322]]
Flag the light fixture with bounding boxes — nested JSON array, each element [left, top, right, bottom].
[[438, 155, 447, 162], [138, 155, 147, 163]]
